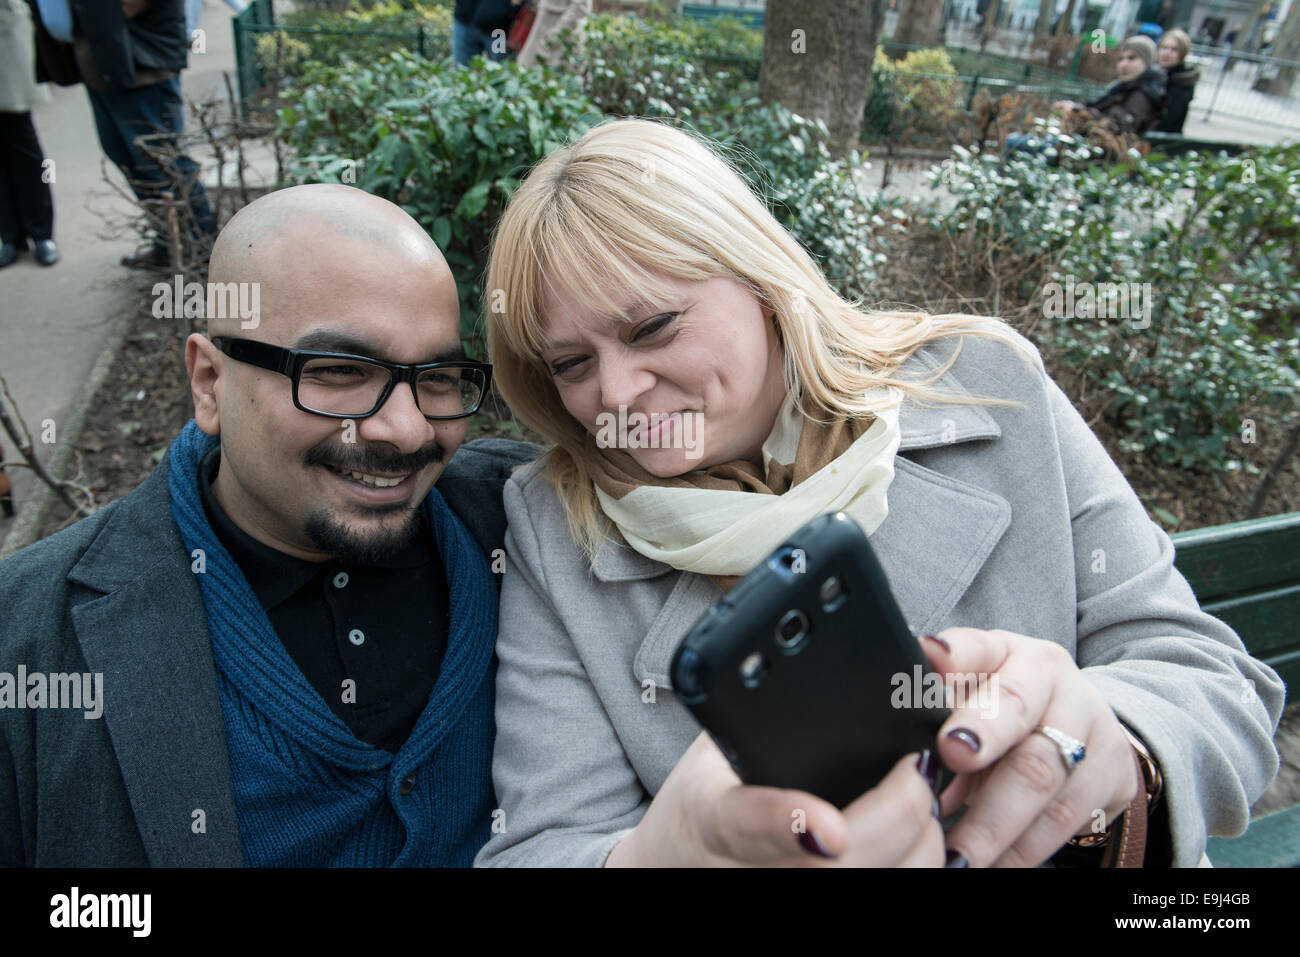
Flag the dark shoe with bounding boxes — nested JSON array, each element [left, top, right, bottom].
[[33, 239, 60, 266], [121, 244, 169, 270], [0, 242, 18, 268]]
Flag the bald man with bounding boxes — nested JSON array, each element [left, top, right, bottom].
[[0, 185, 537, 866]]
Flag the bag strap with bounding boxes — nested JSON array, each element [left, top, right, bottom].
[[1100, 748, 1149, 868]]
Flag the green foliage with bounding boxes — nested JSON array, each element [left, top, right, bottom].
[[578, 11, 762, 68], [865, 46, 961, 141], [276, 52, 603, 352], [262, 0, 453, 79], [271, 11, 903, 346], [573, 13, 758, 120], [698, 106, 905, 302], [255, 31, 313, 77], [927, 137, 1300, 473]]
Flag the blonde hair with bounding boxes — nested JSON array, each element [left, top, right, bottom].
[[486, 118, 1037, 556], [1160, 28, 1191, 61]]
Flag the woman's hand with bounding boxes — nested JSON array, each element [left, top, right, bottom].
[[606, 733, 944, 867], [922, 628, 1144, 867]]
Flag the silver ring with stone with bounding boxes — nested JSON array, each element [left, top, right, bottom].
[[1035, 724, 1087, 774]]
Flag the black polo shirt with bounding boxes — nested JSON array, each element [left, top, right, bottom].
[[198, 449, 450, 753]]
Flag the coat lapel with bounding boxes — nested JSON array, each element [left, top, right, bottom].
[[607, 348, 1013, 690], [67, 463, 243, 866]]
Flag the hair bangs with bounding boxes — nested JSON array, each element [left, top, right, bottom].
[[524, 191, 716, 345]]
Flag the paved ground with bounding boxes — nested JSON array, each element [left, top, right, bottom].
[[0, 0, 240, 543]]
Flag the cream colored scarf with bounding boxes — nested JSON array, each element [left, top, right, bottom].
[[589, 389, 903, 590]]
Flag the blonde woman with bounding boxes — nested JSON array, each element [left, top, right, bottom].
[[1155, 28, 1199, 134], [475, 118, 1283, 868]]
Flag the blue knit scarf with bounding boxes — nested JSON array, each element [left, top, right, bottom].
[[168, 421, 497, 866]]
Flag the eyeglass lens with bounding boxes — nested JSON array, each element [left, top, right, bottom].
[[298, 357, 483, 417]]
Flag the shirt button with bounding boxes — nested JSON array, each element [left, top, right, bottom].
[[400, 774, 416, 796], [333, 572, 349, 589], [348, 628, 365, 646]]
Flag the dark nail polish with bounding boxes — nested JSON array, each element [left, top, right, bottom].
[[916, 749, 941, 792], [948, 727, 981, 754], [945, 849, 969, 868], [797, 830, 836, 859], [932, 796, 943, 821], [921, 633, 951, 653]]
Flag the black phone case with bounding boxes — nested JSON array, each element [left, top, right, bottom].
[[670, 512, 950, 809]]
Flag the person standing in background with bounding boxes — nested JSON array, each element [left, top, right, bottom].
[[452, 0, 520, 66], [0, 0, 59, 268], [70, 0, 216, 269], [1155, 27, 1198, 134], [515, 0, 590, 70]]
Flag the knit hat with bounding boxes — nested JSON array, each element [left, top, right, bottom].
[[1120, 35, 1157, 67]]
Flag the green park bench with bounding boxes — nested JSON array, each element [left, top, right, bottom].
[[1142, 130, 1248, 157], [1172, 511, 1300, 866], [680, 4, 764, 29]]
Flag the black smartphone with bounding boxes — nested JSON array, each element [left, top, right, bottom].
[[670, 512, 951, 809]]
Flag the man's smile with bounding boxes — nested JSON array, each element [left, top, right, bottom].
[[325, 465, 415, 488]]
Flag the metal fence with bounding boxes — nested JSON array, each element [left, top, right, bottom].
[[1186, 44, 1300, 134], [232, 0, 451, 108]]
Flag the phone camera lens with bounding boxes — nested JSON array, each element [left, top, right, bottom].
[[675, 648, 703, 697], [739, 651, 768, 687], [774, 609, 809, 651], [819, 576, 846, 612]]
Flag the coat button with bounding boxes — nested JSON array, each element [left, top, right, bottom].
[[333, 571, 349, 588], [348, 628, 365, 646], [400, 774, 416, 796]]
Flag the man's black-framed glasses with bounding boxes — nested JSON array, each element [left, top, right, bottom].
[[211, 336, 492, 421]]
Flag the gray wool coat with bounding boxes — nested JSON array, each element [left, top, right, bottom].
[[476, 330, 1286, 868]]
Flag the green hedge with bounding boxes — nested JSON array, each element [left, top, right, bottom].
[[928, 137, 1300, 474]]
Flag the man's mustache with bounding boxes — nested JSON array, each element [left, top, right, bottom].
[[304, 440, 445, 474]]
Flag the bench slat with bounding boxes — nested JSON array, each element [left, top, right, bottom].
[[1257, 646, 1300, 697], [1172, 512, 1300, 598], [681, 5, 764, 27], [1206, 802, 1300, 867], [1201, 584, 1300, 657]]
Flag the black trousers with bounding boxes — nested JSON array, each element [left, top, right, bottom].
[[0, 111, 54, 245]]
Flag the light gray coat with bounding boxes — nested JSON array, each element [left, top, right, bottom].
[[516, 0, 590, 69], [476, 331, 1286, 868], [0, 0, 40, 112]]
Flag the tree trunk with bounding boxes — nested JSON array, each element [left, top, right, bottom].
[[980, 0, 1002, 49], [759, 0, 887, 156], [1228, 0, 1269, 68], [894, 0, 946, 48], [1035, 0, 1054, 37], [1052, 0, 1078, 36], [1254, 4, 1300, 95]]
